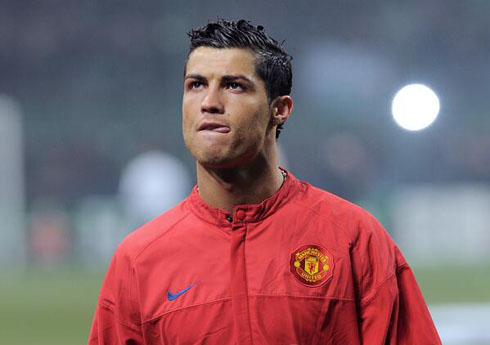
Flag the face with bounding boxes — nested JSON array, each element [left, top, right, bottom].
[[182, 47, 273, 169]]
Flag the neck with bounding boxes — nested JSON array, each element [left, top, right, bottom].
[[196, 153, 284, 212]]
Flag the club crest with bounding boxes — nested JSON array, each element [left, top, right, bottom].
[[290, 245, 334, 287]]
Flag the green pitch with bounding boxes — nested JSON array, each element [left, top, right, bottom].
[[413, 263, 490, 304], [0, 268, 104, 345], [0, 264, 489, 345]]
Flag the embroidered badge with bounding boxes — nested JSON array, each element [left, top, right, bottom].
[[290, 245, 334, 287]]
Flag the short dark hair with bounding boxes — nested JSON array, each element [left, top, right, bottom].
[[186, 19, 293, 139]]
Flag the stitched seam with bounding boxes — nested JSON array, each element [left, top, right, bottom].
[[188, 198, 222, 225], [130, 262, 144, 328], [117, 317, 141, 331], [397, 263, 409, 271], [141, 293, 355, 325], [99, 301, 114, 311], [243, 224, 255, 345], [249, 293, 356, 302], [97, 302, 141, 331], [88, 324, 114, 341], [129, 263, 134, 324], [131, 211, 192, 264], [360, 272, 396, 307], [142, 297, 232, 324], [354, 221, 367, 297]]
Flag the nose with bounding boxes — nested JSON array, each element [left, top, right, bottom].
[[201, 85, 224, 114]]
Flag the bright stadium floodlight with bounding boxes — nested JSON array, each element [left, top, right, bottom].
[[391, 84, 440, 131]]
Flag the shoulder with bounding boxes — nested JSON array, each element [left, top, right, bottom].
[[113, 198, 192, 265], [297, 181, 406, 285], [289, 178, 404, 281], [295, 181, 381, 243], [300, 182, 369, 218]]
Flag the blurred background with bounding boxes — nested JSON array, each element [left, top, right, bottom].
[[1, 0, 489, 344]]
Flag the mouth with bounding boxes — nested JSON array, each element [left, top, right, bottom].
[[198, 122, 231, 133]]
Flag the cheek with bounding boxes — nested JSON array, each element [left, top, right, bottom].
[[181, 111, 195, 149], [182, 100, 196, 130], [236, 110, 270, 147], [249, 105, 271, 135]]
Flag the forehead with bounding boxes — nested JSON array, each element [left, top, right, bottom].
[[186, 47, 257, 77]]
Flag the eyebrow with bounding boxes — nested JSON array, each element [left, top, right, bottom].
[[221, 75, 253, 84], [184, 74, 206, 81], [184, 74, 254, 85]]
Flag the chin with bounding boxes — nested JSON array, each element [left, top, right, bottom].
[[197, 156, 237, 169], [193, 149, 238, 168], [197, 150, 260, 170]]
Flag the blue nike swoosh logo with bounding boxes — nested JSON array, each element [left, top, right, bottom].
[[167, 282, 197, 301]]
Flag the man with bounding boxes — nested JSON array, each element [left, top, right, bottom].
[[88, 19, 441, 345]]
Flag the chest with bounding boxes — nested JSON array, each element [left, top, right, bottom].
[[135, 214, 360, 344]]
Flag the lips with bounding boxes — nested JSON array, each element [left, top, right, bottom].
[[198, 121, 231, 133]]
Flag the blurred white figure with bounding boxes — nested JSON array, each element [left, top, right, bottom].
[[119, 151, 191, 226], [75, 196, 126, 267]]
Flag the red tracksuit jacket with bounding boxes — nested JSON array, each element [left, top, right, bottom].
[[88, 170, 441, 345]]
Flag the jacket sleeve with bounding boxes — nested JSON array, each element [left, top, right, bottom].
[[353, 215, 442, 345], [88, 245, 145, 345]]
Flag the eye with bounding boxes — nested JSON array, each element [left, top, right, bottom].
[[227, 82, 244, 91], [188, 81, 204, 89]]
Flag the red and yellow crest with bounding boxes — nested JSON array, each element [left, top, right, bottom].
[[290, 245, 334, 287]]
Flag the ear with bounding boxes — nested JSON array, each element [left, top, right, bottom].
[[270, 95, 294, 127]]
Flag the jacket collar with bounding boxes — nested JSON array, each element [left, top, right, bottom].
[[186, 168, 302, 226]]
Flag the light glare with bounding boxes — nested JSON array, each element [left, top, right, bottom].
[[392, 84, 440, 131]]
